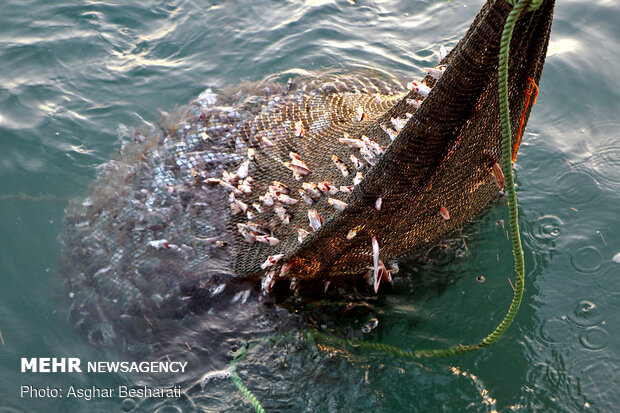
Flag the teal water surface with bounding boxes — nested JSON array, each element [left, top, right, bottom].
[[1, 0, 619, 412]]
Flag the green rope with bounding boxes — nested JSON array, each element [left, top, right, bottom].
[[230, 372, 266, 413], [314, 0, 542, 359], [229, 342, 267, 413]]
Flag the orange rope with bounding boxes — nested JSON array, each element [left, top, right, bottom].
[[512, 76, 539, 163]]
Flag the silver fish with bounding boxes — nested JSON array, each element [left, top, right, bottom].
[[350, 155, 364, 170], [298, 228, 310, 243], [302, 182, 322, 199], [327, 198, 348, 211], [406, 98, 422, 109], [317, 182, 338, 195], [261, 254, 284, 269], [275, 203, 291, 224], [406, 80, 432, 98], [331, 155, 350, 177], [277, 194, 299, 205], [353, 172, 364, 186], [308, 209, 323, 231], [298, 189, 315, 205]]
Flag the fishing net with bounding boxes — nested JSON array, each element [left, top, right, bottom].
[[59, 0, 555, 345], [230, 0, 555, 285]]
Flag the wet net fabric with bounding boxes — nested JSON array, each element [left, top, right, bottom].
[[231, 0, 555, 283], [59, 0, 555, 346], [59, 74, 407, 346]]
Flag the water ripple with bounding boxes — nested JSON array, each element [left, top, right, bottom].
[[552, 170, 602, 207], [570, 244, 604, 275], [579, 326, 610, 351]]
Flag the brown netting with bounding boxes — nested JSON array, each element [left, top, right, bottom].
[[229, 0, 555, 285]]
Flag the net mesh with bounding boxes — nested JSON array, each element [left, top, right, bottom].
[[59, 0, 555, 345], [230, 0, 555, 285]]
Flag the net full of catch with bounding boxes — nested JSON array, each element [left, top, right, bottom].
[[59, 0, 555, 346], [228, 0, 555, 291]]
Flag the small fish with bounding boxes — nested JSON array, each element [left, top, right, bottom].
[[389, 262, 399, 274], [361, 136, 383, 155], [339, 133, 365, 148], [280, 262, 293, 277], [381, 125, 398, 141], [406, 80, 432, 98], [204, 177, 222, 185], [230, 199, 248, 214], [317, 181, 339, 195], [362, 318, 379, 334], [356, 106, 366, 121], [246, 222, 270, 235], [439, 44, 448, 62], [274, 203, 291, 224], [370, 237, 392, 294], [219, 181, 242, 195], [359, 148, 376, 166], [406, 98, 422, 109], [269, 181, 290, 195], [302, 182, 322, 199], [255, 235, 280, 246], [222, 170, 239, 185], [238, 180, 252, 194], [339, 185, 354, 193], [331, 155, 350, 177], [308, 209, 323, 231], [350, 155, 364, 170], [294, 120, 304, 137], [261, 270, 276, 293], [346, 229, 357, 239], [298, 189, 315, 205], [491, 162, 505, 190], [298, 228, 310, 243], [375, 197, 382, 210], [328, 198, 348, 211], [259, 192, 276, 206], [236, 160, 250, 179], [353, 171, 364, 186], [261, 254, 284, 270], [246, 210, 256, 220], [252, 202, 265, 213], [237, 224, 256, 243], [285, 162, 310, 180], [290, 277, 299, 291], [149, 239, 171, 250], [390, 117, 407, 132], [287, 77, 294, 91], [285, 155, 310, 179], [424, 66, 445, 80], [372, 237, 380, 293], [278, 193, 299, 205], [247, 148, 256, 160], [439, 206, 450, 220]]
